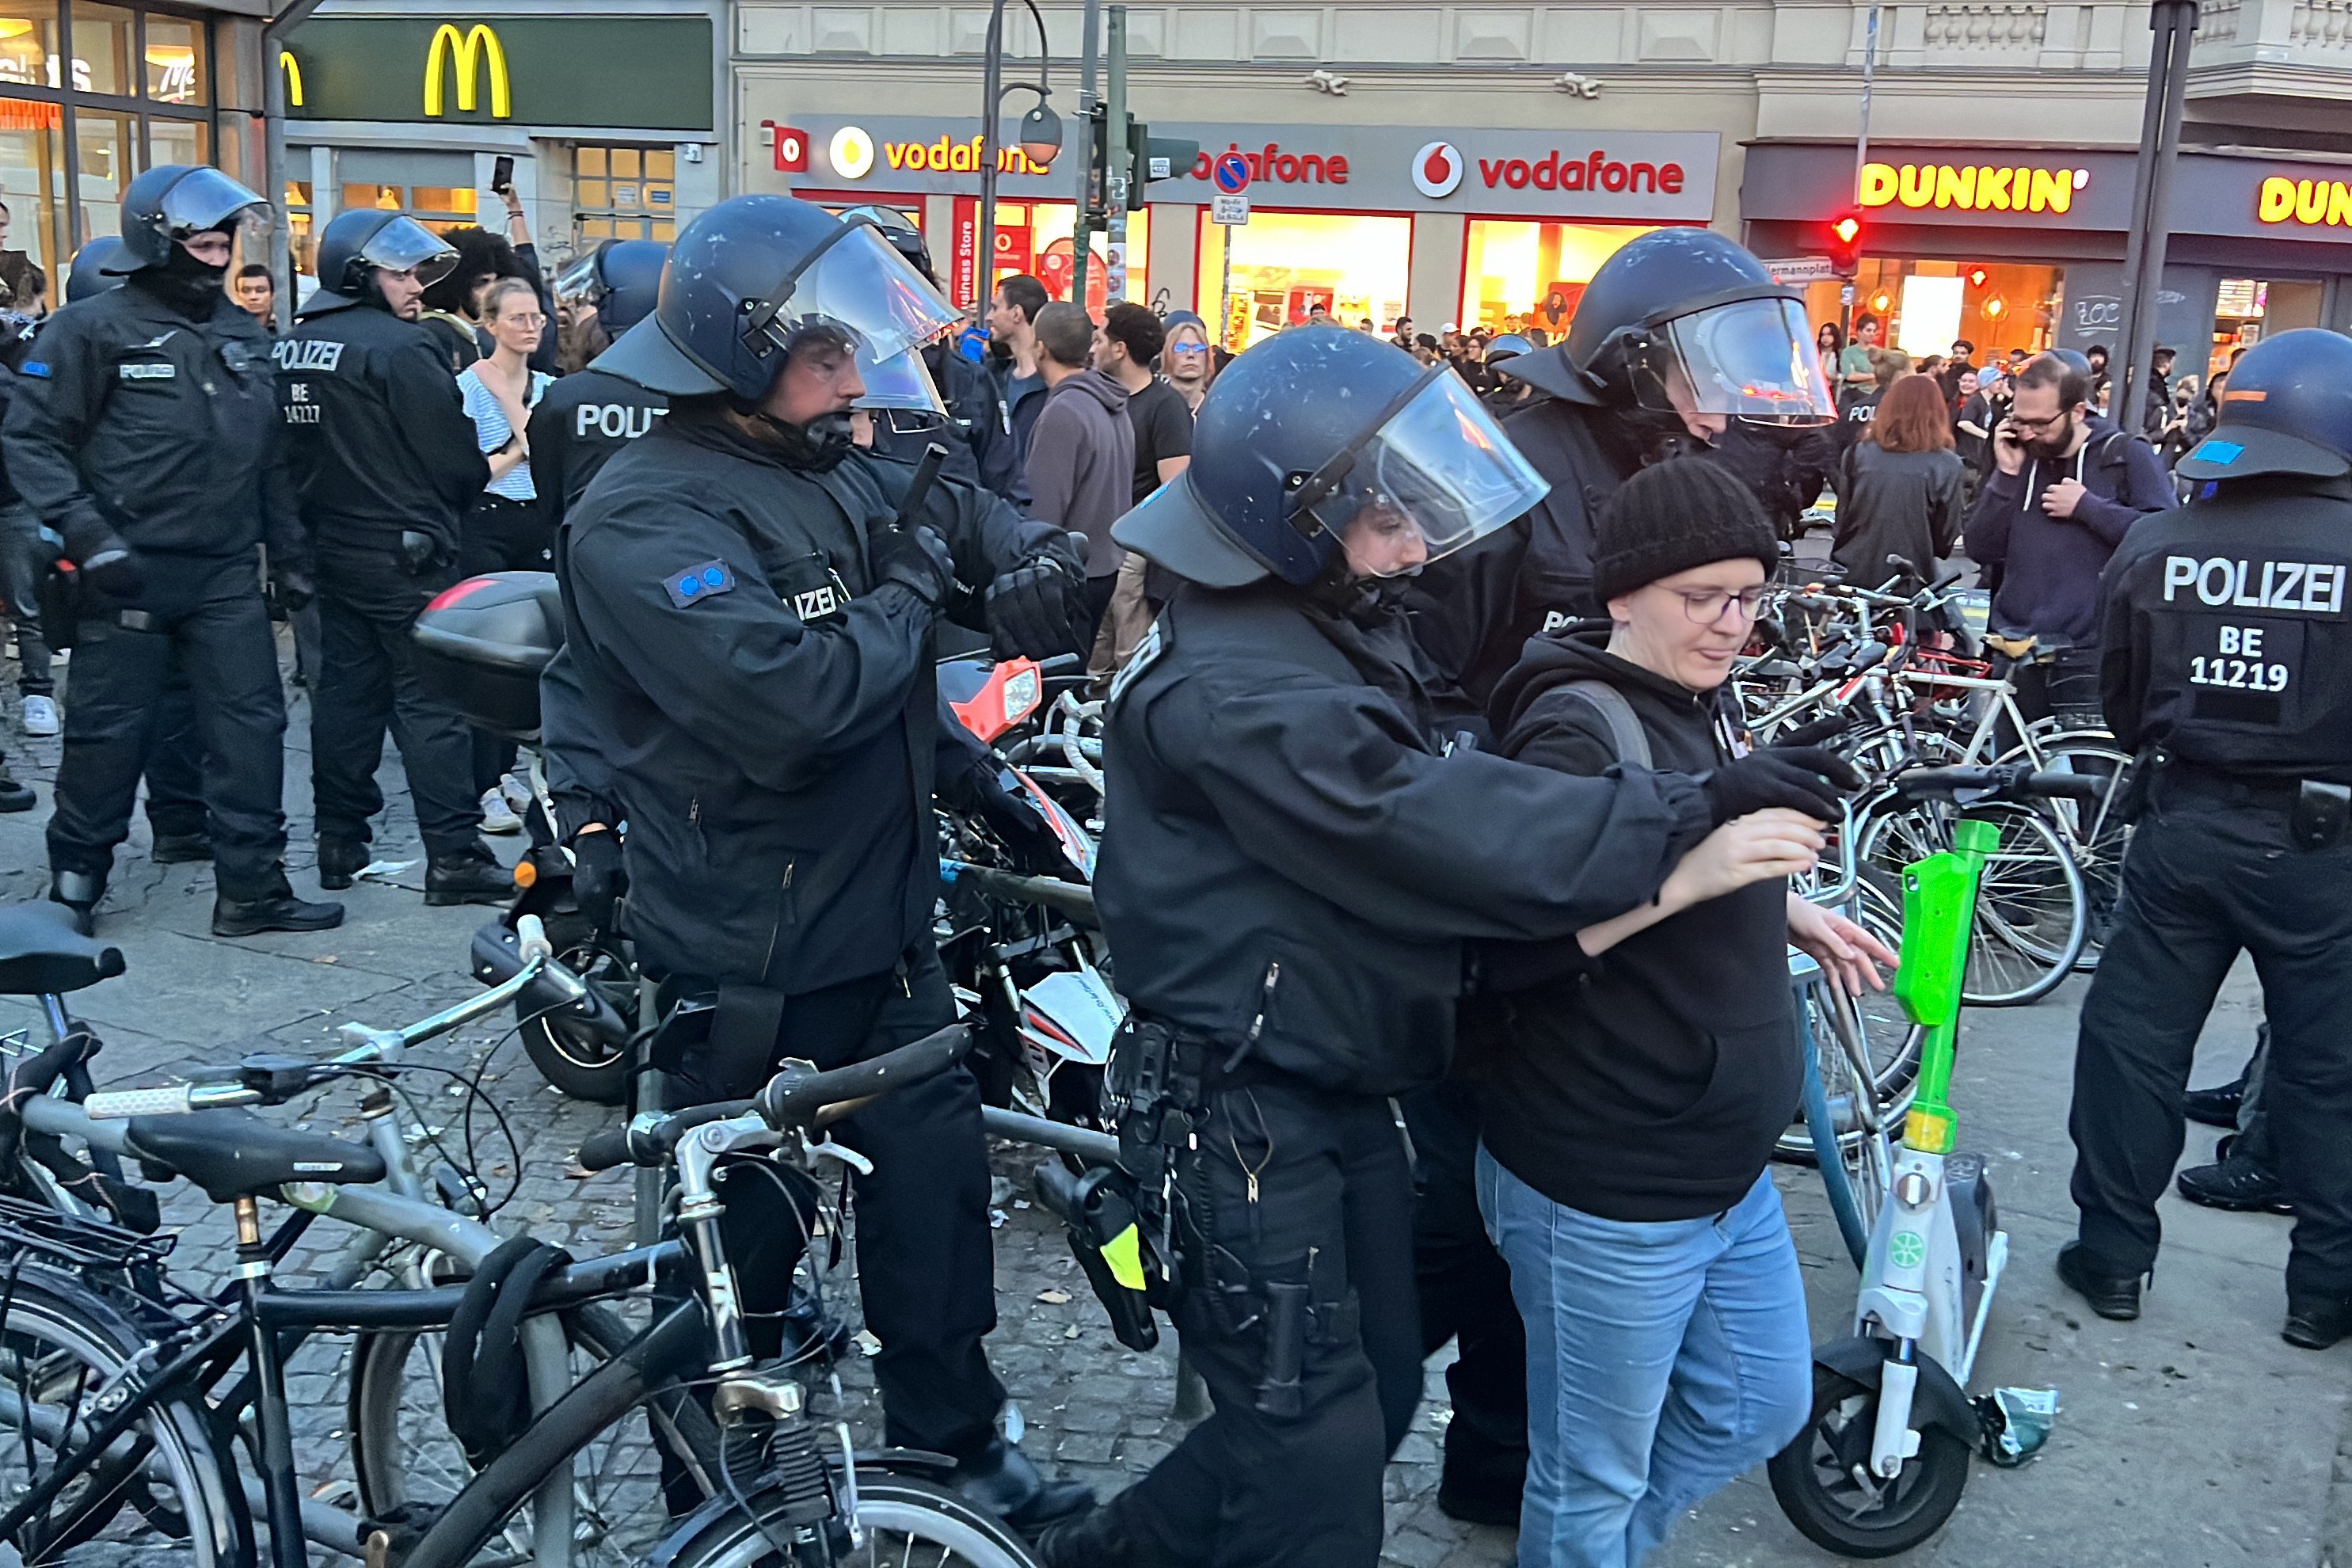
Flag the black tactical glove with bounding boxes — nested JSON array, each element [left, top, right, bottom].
[[398, 530, 444, 576], [869, 523, 957, 607], [1702, 746, 1862, 825], [569, 828, 626, 933], [270, 563, 317, 615], [985, 555, 1085, 660], [78, 542, 144, 602]]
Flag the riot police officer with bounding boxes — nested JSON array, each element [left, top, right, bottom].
[[1408, 229, 1836, 703], [2062, 327, 2352, 1349], [1398, 226, 1838, 1526], [50, 235, 211, 869], [4, 165, 339, 937], [1047, 329, 1853, 1568], [278, 209, 509, 905], [546, 194, 1093, 1529], [528, 238, 668, 526]]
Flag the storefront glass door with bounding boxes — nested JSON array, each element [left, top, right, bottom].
[[1196, 210, 1410, 350], [1459, 219, 1656, 338]]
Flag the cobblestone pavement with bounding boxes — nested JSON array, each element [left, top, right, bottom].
[[2, 633, 2346, 1568]]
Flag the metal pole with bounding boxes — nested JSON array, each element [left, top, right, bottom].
[[1219, 234, 1233, 350], [261, 0, 322, 332], [2117, 0, 2198, 436], [1842, 4, 1879, 347], [1104, 7, 1128, 306], [976, 0, 1007, 314], [1068, 0, 1099, 309]]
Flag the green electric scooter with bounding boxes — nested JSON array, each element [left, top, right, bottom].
[[1772, 763, 2101, 1557]]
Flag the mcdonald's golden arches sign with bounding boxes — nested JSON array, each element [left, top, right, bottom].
[[280, 15, 711, 131]]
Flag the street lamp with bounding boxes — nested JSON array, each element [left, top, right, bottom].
[[976, 0, 1056, 322]]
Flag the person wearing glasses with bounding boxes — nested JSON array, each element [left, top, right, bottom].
[[1476, 457, 1890, 1565], [1965, 350, 2174, 729], [1159, 309, 1215, 413], [276, 207, 510, 907]]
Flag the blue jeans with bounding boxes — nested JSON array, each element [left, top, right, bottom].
[[1477, 1151, 1813, 1568]]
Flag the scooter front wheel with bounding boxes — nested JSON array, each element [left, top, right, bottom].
[[1768, 1362, 1972, 1558]]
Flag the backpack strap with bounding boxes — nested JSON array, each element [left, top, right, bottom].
[[1557, 679, 1652, 769]]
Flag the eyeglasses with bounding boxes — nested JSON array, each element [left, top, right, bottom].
[[1166, 342, 1210, 356], [502, 314, 548, 331], [2006, 408, 2076, 434], [1669, 585, 1769, 625]]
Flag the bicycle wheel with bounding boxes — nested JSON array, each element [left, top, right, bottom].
[[0, 1265, 235, 1568], [2006, 740, 2133, 970], [348, 1300, 717, 1568], [1859, 801, 2087, 1007], [658, 1471, 1037, 1568]]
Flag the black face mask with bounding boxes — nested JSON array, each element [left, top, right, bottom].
[[754, 407, 857, 473], [136, 234, 230, 315]]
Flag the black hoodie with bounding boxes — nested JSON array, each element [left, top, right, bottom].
[[1477, 626, 1800, 1222]]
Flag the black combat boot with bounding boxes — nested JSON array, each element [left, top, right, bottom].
[[424, 841, 514, 907], [317, 836, 369, 891]]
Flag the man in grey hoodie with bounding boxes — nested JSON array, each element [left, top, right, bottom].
[[1025, 300, 1134, 648]]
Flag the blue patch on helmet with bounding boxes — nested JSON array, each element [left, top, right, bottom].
[[2190, 439, 2244, 465], [664, 558, 736, 609], [19, 360, 47, 377]]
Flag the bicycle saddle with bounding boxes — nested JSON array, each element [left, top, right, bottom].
[[123, 1109, 387, 1203], [0, 902, 126, 995]]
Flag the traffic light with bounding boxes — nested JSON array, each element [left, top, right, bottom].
[[1827, 211, 1865, 277], [1130, 122, 1198, 192]]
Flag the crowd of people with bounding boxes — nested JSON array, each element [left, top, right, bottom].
[[3, 169, 2350, 1568]]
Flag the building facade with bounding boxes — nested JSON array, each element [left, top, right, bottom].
[[0, 0, 277, 310], [281, 0, 726, 277], [729, 0, 2352, 381]]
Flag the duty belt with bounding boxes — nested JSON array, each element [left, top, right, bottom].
[[2152, 752, 2350, 850]]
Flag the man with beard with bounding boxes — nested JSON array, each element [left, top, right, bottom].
[[6, 166, 338, 936], [1964, 351, 2173, 725]]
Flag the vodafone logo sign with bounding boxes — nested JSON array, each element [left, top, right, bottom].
[[1412, 141, 1463, 199]]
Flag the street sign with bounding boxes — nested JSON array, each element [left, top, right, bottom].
[[1212, 192, 1250, 226], [1763, 256, 1837, 283], [1211, 150, 1251, 195]]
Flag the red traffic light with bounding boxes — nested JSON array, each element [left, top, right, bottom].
[[1826, 211, 1865, 277]]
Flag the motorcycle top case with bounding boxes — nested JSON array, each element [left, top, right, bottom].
[[413, 570, 566, 742]]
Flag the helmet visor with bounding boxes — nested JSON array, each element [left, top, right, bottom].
[[854, 344, 946, 410], [1637, 296, 1836, 424], [1293, 367, 1550, 575], [747, 223, 959, 367], [359, 215, 459, 290], [553, 243, 610, 304], [158, 166, 267, 239]]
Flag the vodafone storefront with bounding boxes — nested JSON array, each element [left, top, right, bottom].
[[749, 112, 1718, 346]]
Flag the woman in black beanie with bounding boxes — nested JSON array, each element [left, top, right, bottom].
[[1475, 457, 1893, 1566]]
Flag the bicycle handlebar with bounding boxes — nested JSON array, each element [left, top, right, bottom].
[[1889, 763, 2106, 806], [573, 1022, 972, 1172], [942, 861, 1099, 927]]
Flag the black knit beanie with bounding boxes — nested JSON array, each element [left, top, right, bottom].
[[1589, 455, 1779, 606]]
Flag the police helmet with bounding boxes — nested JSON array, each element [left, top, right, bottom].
[[595, 195, 958, 402], [2176, 328, 2352, 482], [837, 205, 933, 282], [553, 238, 668, 335], [1505, 230, 1835, 428], [300, 209, 459, 317], [66, 237, 130, 302], [1484, 333, 1534, 364], [1113, 329, 1549, 589], [117, 164, 266, 272]]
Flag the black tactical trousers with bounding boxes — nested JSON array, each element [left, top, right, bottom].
[[47, 550, 289, 898], [2070, 778, 2352, 1297], [1401, 1080, 1528, 1493], [141, 658, 206, 840], [311, 550, 481, 859], [1, 500, 51, 698], [1109, 1078, 1421, 1568], [661, 940, 1008, 1462]]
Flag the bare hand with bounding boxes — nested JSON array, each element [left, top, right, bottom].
[[1664, 809, 1823, 905], [1787, 894, 1898, 996], [1992, 420, 2025, 476], [2040, 477, 2087, 519]]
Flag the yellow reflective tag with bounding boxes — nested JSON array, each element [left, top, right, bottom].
[[1904, 1107, 1955, 1154], [1101, 1224, 1147, 1292]]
